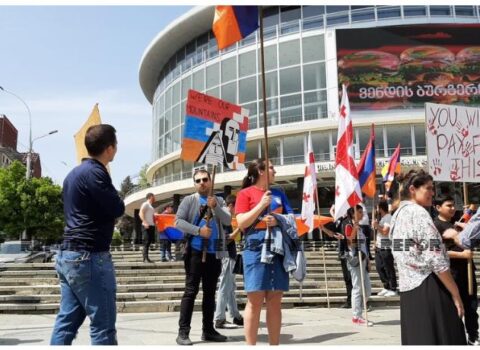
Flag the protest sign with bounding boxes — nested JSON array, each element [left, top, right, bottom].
[[426, 102, 480, 182], [181, 89, 248, 169]]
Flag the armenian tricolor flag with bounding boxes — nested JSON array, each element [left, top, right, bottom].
[[357, 124, 376, 198], [212, 6, 259, 50], [381, 144, 401, 191]]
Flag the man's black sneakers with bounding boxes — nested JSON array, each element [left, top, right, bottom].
[[233, 316, 244, 326], [201, 329, 227, 342], [176, 331, 193, 346], [215, 319, 227, 329]]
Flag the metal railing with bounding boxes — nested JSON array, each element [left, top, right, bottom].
[[127, 148, 426, 198]]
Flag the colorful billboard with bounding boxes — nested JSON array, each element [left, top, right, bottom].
[[336, 24, 480, 111], [181, 90, 249, 170]]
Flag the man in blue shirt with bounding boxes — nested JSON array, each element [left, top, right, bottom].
[[50, 124, 125, 345], [175, 169, 231, 345]]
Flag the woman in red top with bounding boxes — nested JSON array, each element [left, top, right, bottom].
[[236, 158, 293, 345]]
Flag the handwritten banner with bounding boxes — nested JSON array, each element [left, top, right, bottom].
[[426, 102, 480, 182], [181, 90, 249, 170]]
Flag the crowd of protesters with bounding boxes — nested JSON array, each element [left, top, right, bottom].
[[320, 169, 479, 345], [51, 130, 480, 346]]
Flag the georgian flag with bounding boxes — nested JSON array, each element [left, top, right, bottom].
[[334, 85, 362, 220], [301, 133, 316, 232]]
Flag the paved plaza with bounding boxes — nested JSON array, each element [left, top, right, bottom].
[[0, 306, 401, 346]]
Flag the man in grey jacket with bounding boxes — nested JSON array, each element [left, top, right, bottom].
[[175, 169, 231, 345]]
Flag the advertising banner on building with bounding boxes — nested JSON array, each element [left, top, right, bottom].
[[426, 102, 480, 183], [181, 89, 249, 169], [337, 24, 480, 111]]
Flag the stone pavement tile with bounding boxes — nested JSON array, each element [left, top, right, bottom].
[[0, 307, 400, 346]]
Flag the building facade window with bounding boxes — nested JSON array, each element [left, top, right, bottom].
[[386, 125, 413, 156], [150, 121, 430, 185], [377, 6, 401, 19], [148, 4, 470, 162]]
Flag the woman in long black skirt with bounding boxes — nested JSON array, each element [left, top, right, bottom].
[[390, 170, 466, 345]]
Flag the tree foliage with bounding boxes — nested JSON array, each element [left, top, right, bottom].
[[116, 175, 135, 238], [0, 161, 64, 242], [118, 175, 135, 199], [138, 163, 150, 188]]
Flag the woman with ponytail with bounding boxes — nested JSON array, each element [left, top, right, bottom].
[[235, 158, 293, 345]]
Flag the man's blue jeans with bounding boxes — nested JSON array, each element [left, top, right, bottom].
[[50, 250, 117, 345]]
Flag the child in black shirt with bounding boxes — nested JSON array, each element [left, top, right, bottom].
[[434, 195, 478, 345]]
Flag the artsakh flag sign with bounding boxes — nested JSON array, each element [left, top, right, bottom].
[[181, 90, 249, 170]]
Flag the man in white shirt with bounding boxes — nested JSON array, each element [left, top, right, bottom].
[[372, 200, 397, 297], [140, 193, 156, 263]]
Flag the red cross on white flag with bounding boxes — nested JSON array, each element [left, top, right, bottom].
[[301, 133, 317, 232], [334, 85, 362, 220]]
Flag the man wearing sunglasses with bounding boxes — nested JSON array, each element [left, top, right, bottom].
[[175, 169, 231, 345]]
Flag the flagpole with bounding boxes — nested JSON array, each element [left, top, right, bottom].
[[202, 165, 216, 263], [355, 205, 369, 326], [370, 124, 377, 247], [315, 185, 331, 309], [371, 196, 376, 255], [464, 182, 474, 296], [258, 7, 274, 258], [259, 6, 270, 189], [309, 131, 330, 309]]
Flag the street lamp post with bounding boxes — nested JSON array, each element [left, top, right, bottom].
[[27, 130, 58, 178], [0, 87, 58, 178], [23, 130, 58, 242], [0, 86, 58, 240]]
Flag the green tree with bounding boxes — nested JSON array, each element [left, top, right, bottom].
[[111, 229, 123, 246], [138, 163, 150, 188], [116, 176, 135, 238], [118, 175, 135, 199], [0, 161, 27, 238], [0, 161, 64, 242]]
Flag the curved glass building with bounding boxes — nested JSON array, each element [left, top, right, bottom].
[[125, 5, 480, 216]]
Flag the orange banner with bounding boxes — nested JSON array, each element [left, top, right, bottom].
[[155, 213, 333, 238]]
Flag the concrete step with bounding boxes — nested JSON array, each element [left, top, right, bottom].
[[0, 257, 347, 271], [0, 287, 390, 304], [0, 294, 400, 314], [0, 279, 391, 297], [0, 266, 375, 280], [3, 255, 480, 270], [0, 264, 352, 277], [0, 272, 401, 286], [0, 244, 477, 314]]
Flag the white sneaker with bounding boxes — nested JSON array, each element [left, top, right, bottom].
[[468, 338, 480, 345], [377, 288, 388, 296], [384, 290, 398, 297]]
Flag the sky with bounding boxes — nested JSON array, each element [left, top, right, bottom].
[[1, 1, 473, 189], [0, 5, 192, 188]]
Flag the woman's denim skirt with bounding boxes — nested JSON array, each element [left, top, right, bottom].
[[243, 229, 289, 293]]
